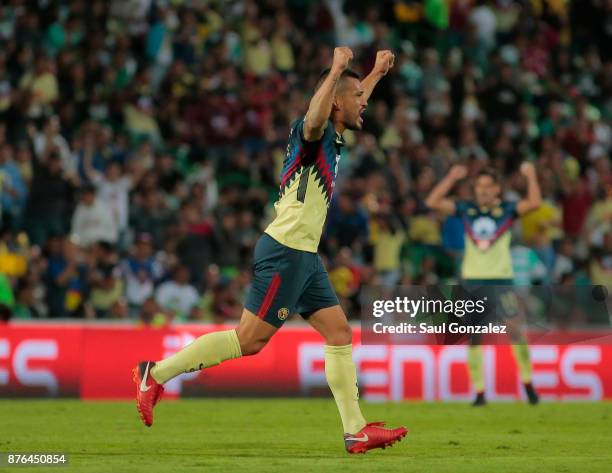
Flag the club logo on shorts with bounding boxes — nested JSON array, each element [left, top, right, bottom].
[[277, 307, 289, 320]]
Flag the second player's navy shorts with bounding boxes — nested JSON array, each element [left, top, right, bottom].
[[461, 278, 519, 325], [244, 233, 339, 328]]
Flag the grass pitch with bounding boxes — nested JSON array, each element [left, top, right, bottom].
[[0, 399, 610, 473]]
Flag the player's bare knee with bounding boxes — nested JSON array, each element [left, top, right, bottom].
[[506, 324, 523, 343], [234, 312, 276, 356], [326, 323, 352, 346], [238, 336, 269, 356], [509, 332, 524, 344]]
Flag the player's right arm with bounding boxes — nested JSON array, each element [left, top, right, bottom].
[[303, 47, 353, 142], [425, 165, 467, 214]]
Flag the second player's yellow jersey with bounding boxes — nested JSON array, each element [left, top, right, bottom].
[[265, 117, 343, 252], [456, 200, 518, 280]]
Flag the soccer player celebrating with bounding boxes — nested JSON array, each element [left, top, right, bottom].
[[133, 47, 407, 453], [426, 163, 542, 406]]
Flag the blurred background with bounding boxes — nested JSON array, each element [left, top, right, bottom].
[[0, 0, 610, 330]]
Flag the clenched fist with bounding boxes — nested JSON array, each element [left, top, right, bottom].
[[331, 47, 354, 74], [374, 50, 395, 75], [520, 162, 537, 179], [449, 164, 468, 181]]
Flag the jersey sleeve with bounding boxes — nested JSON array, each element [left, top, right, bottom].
[[295, 115, 329, 144], [290, 117, 329, 168], [505, 201, 519, 218], [454, 200, 469, 217], [292, 117, 307, 142]]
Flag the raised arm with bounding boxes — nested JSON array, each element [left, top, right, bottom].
[[361, 50, 395, 102], [425, 165, 468, 214], [516, 162, 542, 215], [303, 47, 353, 142]]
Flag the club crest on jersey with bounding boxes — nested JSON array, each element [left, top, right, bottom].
[[278, 307, 289, 320], [472, 216, 497, 250]]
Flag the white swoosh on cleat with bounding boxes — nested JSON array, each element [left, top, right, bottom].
[[140, 363, 152, 392], [346, 433, 368, 442]]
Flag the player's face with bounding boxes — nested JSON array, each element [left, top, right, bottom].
[[474, 175, 500, 206], [337, 77, 367, 131]]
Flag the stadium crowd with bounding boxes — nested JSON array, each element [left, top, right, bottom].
[[0, 0, 610, 325]]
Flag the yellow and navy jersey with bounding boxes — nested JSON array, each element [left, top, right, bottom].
[[456, 200, 518, 280], [265, 117, 343, 252]]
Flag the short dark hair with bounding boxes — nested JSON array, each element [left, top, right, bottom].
[[315, 68, 361, 92], [476, 168, 500, 183], [80, 183, 96, 194]]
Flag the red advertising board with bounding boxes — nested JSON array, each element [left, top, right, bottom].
[[1, 323, 611, 401], [0, 325, 82, 397]]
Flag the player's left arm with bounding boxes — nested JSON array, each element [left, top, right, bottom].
[[360, 50, 395, 102], [516, 162, 542, 215]]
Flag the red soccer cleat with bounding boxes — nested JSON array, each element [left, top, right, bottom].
[[344, 421, 408, 454], [132, 361, 164, 427]]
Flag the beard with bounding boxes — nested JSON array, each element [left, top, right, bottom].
[[344, 114, 363, 131]]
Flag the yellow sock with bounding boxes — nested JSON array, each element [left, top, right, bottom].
[[467, 345, 485, 392], [512, 344, 533, 384], [150, 330, 242, 384], [325, 344, 367, 434]]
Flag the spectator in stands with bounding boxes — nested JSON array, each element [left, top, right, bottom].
[[139, 296, 170, 328], [130, 189, 174, 248], [155, 265, 200, 321], [0, 142, 27, 230], [44, 236, 89, 318], [71, 185, 118, 248], [0, 272, 14, 322], [326, 191, 370, 255], [24, 151, 75, 246], [32, 116, 73, 175], [89, 242, 125, 318], [122, 233, 163, 316]]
